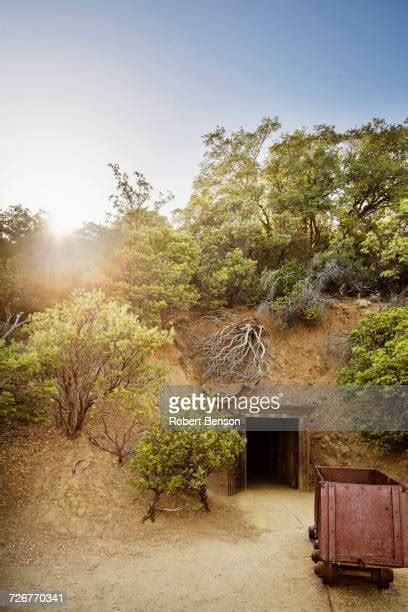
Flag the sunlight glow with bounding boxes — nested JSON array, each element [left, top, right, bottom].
[[49, 210, 83, 236]]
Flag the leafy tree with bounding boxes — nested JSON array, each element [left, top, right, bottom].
[[130, 427, 245, 521], [0, 257, 24, 312], [28, 290, 171, 438], [340, 119, 408, 222], [333, 119, 408, 294], [182, 117, 281, 264], [182, 116, 407, 307], [358, 199, 408, 287], [263, 126, 340, 250], [182, 120, 340, 273], [0, 340, 48, 421], [0, 205, 109, 316], [201, 248, 258, 308], [106, 226, 200, 326], [0, 204, 46, 256], [0, 206, 53, 317], [108, 162, 173, 227]]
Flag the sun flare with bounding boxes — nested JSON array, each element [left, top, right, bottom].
[[48, 209, 84, 236]]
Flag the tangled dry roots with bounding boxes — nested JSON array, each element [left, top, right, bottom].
[[194, 314, 270, 383]]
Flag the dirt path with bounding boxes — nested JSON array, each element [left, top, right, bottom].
[[2, 484, 408, 611]]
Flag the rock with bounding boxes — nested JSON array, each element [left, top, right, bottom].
[[357, 298, 370, 308]]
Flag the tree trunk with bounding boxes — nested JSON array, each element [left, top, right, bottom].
[[56, 390, 91, 438], [142, 489, 162, 523], [198, 486, 211, 512]]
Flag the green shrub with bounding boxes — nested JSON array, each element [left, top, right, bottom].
[[0, 340, 49, 422], [130, 427, 245, 521], [338, 308, 408, 386], [201, 248, 258, 308], [28, 290, 171, 438], [338, 307, 408, 451], [261, 260, 306, 299], [107, 226, 200, 326], [262, 276, 327, 327], [261, 255, 380, 327]]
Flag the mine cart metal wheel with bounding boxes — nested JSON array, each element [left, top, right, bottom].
[[314, 561, 324, 578], [311, 549, 320, 563], [314, 561, 337, 586], [308, 525, 317, 541], [314, 561, 337, 585], [372, 568, 394, 589]]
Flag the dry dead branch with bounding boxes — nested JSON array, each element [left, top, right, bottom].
[[193, 314, 270, 383], [88, 413, 138, 464], [72, 458, 85, 475], [260, 258, 374, 326], [0, 309, 28, 341]]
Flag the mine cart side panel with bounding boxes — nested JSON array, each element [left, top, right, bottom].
[[333, 483, 397, 565], [318, 480, 407, 567]]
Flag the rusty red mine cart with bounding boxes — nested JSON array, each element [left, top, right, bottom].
[[308, 466, 408, 588]]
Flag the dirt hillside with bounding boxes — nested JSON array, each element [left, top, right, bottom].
[[1, 297, 407, 574], [169, 298, 384, 385]]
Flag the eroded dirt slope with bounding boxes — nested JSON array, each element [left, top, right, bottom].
[[1, 299, 407, 611]]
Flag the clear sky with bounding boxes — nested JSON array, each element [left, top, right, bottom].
[[0, 0, 407, 233]]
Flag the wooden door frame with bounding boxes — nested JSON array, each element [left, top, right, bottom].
[[228, 411, 311, 494]]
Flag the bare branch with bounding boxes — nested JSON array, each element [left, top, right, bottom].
[[0, 310, 28, 341], [72, 459, 85, 475], [88, 413, 138, 463], [193, 314, 271, 383]]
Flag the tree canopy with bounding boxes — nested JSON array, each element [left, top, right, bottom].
[[130, 427, 245, 521], [1, 116, 407, 443], [28, 290, 171, 437]]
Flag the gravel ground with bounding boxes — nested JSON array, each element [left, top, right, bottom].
[[2, 484, 408, 612]]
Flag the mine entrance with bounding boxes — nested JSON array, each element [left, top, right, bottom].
[[246, 418, 299, 488]]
